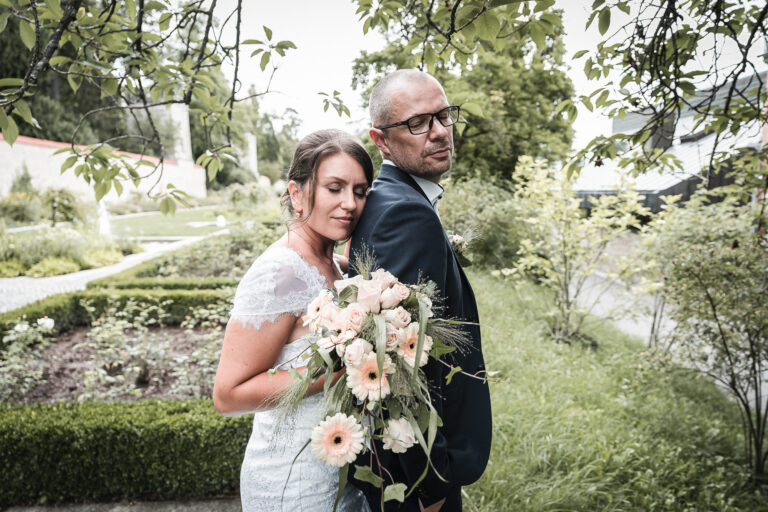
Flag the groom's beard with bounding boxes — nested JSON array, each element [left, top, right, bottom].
[[388, 137, 453, 180]]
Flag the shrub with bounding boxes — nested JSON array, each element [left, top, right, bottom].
[[0, 192, 43, 225], [81, 249, 123, 269], [0, 320, 56, 402], [25, 257, 81, 277], [41, 188, 89, 226], [0, 259, 24, 277], [0, 400, 251, 505], [7, 226, 120, 269], [0, 288, 235, 340], [114, 237, 144, 256], [440, 178, 522, 268]]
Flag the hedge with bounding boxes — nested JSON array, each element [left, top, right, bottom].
[[87, 276, 238, 290], [0, 288, 234, 336], [0, 400, 251, 505]]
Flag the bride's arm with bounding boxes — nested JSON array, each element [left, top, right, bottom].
[[213, 315, 332, 416]]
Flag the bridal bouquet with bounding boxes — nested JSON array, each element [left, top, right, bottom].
[[275, 259, 468, 508]]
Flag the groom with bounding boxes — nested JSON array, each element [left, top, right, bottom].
[[349, 69, 492, 511]]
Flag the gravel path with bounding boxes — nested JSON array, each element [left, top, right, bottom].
[[0, 236, 210, 314]]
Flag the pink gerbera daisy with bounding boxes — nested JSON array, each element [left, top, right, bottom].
[[346, 352, 395, 401], [397, 323, 432, 367], [310, 413, 364, 467]]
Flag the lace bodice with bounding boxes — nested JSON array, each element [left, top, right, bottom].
[[232, 244, 369, 511]]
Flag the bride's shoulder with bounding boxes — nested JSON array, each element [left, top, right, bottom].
[[236, 243, 323, 299]]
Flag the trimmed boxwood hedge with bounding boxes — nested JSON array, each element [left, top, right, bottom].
[[87, 276, 238, 290], [0, 400, 251, 506], [0, 288, 233, 336]]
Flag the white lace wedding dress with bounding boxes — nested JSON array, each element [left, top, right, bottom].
[[229, 244, 369, 512]]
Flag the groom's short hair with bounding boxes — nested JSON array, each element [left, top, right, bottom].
[[369, 69, 444, 127]]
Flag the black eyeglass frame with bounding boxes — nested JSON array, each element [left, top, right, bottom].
[[375, 105, 461, 135]]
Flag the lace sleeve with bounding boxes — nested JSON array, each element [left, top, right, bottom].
[[229, 246, 327, 330]]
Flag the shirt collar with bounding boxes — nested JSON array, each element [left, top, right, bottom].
[[382, 159, 444, 207]]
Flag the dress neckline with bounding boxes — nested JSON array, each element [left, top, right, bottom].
[[269, 243, 343, 288]]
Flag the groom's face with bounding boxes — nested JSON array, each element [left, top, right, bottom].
[[372, 78, 453, 182]]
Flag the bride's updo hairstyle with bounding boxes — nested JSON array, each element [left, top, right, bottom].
[[280, 129, 374, 219]]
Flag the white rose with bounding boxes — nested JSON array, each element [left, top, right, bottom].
[[385, 323, 404, 351], [383, 306, 411, 329], [334, 275, 364, 301], [13, 322, 29, 332], [36, 317, 55, 330], [382, 417, 417, 453]]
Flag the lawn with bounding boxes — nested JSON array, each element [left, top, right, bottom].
[[109, 202, 282, 237], [463, 272, 765, 511]]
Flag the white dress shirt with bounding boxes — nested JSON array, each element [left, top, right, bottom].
[[382, 159, 444, 210]]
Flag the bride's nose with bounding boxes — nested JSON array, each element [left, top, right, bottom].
[[340, 189, 356, 210]]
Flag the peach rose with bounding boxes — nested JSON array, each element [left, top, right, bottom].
[[356, 279, 382, 314], [385, 323, 405, 351], [371, 269, 398, 290], [344, 337, 373, 367], [383, 306, 411, 329], [319, 303, 345, 332], [380, 282, 410, 309], [342, 303, 367, 334], [334, 275, 364, 301]]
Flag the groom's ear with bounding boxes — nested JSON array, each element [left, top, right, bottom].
[[369, 128, 389, 157]]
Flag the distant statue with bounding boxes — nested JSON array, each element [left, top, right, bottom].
[[98, 201, 111, 236]]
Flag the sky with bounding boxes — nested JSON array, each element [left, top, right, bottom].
[[219, 1, 766, 151]]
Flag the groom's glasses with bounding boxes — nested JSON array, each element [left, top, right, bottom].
[[375, 105, 460, 135]]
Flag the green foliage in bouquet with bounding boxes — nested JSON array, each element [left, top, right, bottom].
[[275, 254, 476, 509]]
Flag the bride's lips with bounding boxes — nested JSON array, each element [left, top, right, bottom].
[[334, 216, 353, 226]]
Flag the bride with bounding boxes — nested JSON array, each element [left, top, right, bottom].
[[213, 129, 373, 511]]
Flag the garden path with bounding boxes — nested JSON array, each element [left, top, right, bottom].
[[0, 235, 217, 314]]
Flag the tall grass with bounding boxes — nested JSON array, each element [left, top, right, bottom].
[[463, 272, 765, 511]]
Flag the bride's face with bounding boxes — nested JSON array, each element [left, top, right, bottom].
[[296, 152, 369, 241]]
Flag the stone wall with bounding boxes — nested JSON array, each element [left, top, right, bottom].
[[0, 135, 207, 202]]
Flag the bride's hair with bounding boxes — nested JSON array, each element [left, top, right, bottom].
[[280, 129, 374, 218]]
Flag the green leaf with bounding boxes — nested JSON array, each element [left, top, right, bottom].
[[461, 101, 483, 117], [49, 55, 70, 67], [572, 49, 589, 59], [374, 314, 387, 379], [0, 78, 24, 87], [159, 12, 172, 31], [445, 365, 463, 385], [94, 180, 110, 202], [102, 78, 118, 96], [263, 25, 272, 41], [598, 7, 611, 35], [19, 20, 36, 50], [12, 99, 37, 127], [0, 12, 10, 34], [61, 155, 78, 171], [125, 0, 136, 19], [44, 0, 63, 18], [260, 52, 270, 71], [423, 44, 437, 70], [353, 464, 384, 488], [0, 108, 8, 130], [383, 483, 407, 503], [429, 337, 456, 360], [67, 72, 82, 94], [530, 23, 545, 49], [534, 0, 556, 12], [2, 115, 18, 145]]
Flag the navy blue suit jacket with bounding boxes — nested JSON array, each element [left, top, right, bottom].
[[348, 164, 492, 511]]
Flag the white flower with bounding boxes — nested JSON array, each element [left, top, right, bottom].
[[385, 323, 404, 352], [397, 323, 433, 368], [382, 417, 417, 453], [303, 290, 334, 332], [344, 338, 373, 367], [417, 293, 434, 318], [342, 303, 367, 334], [36, 317, 55, 330], [383, 306, 411, 329], [310, 413, 364, 467], [356, 279, 382, 314], [346, 352, 395, 401], [13, 322, 29, 332]]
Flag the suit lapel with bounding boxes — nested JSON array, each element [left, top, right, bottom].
[[377, 164, 432, 206]]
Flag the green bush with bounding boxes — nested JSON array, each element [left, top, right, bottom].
[[4, 226, 122, 271], [0, 259, 24, 277], [25, 257, 81, 277], [0, 400, 251, 505], [88, 276, 238, 290], [0, 288, 234, 340], [440, 178, 523, 268], [81, 249, 123, 269], [0, 192, 43, 225]]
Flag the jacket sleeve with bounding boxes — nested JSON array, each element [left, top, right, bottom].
[[361, 201, 467, 501]]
